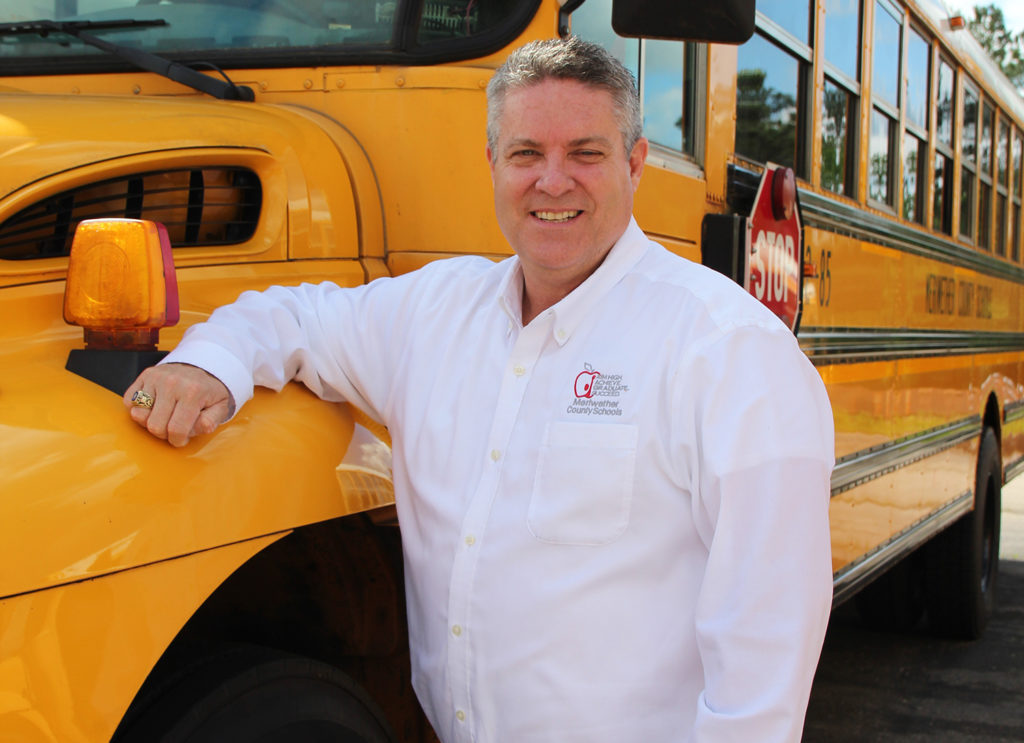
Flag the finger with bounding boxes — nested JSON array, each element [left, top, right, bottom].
[[129, 401, 154, 429], [190, 400, 232, 438], [123, 368, 153, 409], [142, 392, 176, 441], [165, 397, 207, 448]]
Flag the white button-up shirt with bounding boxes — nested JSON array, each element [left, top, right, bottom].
[[165, 218, 834, 743]]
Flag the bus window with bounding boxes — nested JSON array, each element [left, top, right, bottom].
[[820, 0, 860, 197], [997, 118, 1010, 256], [903, 25, 929, 223], [868, 0, 901, 207], [569, 0, 639, 78], [643, 39, 686, 152], [903, 130, 926, 222], [961, 83, 979, 241], [980, 101, 994, 249], [822, 78, 854, 196], [1014, 131, 1023, 261], [933, 56, 954, 234], [824, 0, 861, 83], [571, 0, 701, 160], [736, 36, 801, 171], [869, 109, 894, 205], [416, 0, 524, 43], [756, 0, 811, 43]]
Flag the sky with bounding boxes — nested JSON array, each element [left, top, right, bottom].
[[969, 0, 1024, 36]]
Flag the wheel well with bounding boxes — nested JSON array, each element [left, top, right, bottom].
[[983, 392, 1002, 455], [113, 513, 431, 741]]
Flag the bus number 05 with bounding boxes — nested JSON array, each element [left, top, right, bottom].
[[817, 249, 832, 307]]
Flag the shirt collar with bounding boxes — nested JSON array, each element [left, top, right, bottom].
[[497, 217, 650, 345]]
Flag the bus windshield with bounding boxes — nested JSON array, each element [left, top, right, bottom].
[[0, 0, 533, 71]]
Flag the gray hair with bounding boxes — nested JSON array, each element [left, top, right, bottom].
[[486, 36, 643, 156]]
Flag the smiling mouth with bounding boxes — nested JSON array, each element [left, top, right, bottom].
[[532, 210, 582, 223]]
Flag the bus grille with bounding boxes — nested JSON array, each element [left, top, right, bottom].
[[0, 167, 262, 260]]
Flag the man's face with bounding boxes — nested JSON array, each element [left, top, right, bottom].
[[487, 79, 647, 293]]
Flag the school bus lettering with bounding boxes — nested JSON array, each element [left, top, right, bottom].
[[925, 274, 957, 315], [926, 275, 993, 319], [957, 280, 975, 317], [976, 284, 993, 319]]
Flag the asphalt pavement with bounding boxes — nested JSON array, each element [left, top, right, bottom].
[[802, 477, 1024, 741]]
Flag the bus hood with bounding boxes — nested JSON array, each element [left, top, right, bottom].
[[0, 92, 379, 270]]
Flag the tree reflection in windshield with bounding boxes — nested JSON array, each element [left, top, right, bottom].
[[736, 68, 797, 170], [735, 33, 799, 173]]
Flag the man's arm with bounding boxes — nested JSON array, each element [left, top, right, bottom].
[[121, 277, 409, 446], [681, 323, 834, 742]]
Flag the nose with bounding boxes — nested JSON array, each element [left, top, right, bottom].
[[535, 156, 574, 197]]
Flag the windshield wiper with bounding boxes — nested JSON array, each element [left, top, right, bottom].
[[0, 19, 254, 102]]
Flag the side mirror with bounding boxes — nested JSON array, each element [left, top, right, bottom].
[[611, 0, 756, 44]]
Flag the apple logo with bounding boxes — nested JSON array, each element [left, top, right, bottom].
[[574, 363, 600, 398]]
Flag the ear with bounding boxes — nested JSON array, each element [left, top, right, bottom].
[[485, 144, 496, 180], [628, 137, 648, 191]]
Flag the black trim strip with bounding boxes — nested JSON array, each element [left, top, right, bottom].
[[832, 416, 981, 497], [1004, 399, 1024, 423], [799, 326, 1024, 365], [1005, 456, 1024, 483], [799, 188, 1024, 284], [832, 490, 973, 606]]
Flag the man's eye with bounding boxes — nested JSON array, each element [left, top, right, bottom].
[[575, 150, 603, 159], [512, 149, 539, 158]]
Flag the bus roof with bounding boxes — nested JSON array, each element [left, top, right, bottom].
[[913, 0, 1024, 128]]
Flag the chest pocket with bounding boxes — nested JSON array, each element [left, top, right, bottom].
[[528, 421, 638, 546]]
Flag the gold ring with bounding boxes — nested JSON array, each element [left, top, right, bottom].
[[131, 390, 155, 409]]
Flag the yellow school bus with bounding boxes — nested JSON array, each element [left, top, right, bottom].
[[0, 0, 1020, 740]]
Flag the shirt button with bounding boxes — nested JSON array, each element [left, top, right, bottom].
[[557, 328, 567, 340], [513, 364, 526, 376], [465, 535, 476, 546], [490, 449, 501, 461], [456, 710, 466, 722], [452, 624, 463, 637]]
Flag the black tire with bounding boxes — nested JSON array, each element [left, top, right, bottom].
[[853, 552, 926, 633], [115, 646, 396, 743], [925, 427, 1001, 640]]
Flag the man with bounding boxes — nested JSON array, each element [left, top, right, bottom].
[[126, 37, 834, 743]]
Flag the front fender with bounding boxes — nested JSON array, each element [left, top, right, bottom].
[[0, 279, 393, 602]]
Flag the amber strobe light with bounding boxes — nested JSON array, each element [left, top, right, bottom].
[[63, 219, 179, 351]]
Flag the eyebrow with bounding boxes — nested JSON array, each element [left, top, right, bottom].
[[503, 135, 614, 151]]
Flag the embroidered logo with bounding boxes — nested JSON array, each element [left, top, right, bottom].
[[567, 363, 629, 416], [574, 363, 600, 398]]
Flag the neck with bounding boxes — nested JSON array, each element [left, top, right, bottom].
[[519, 272, 582, 326]]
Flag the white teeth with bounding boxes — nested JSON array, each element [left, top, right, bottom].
[[533, 210, 581, 222]]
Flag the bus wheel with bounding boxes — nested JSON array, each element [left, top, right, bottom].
[[115, 646, 396, 743], [925, 427, 1001, 640]]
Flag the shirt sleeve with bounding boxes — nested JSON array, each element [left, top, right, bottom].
[[680, 322, 835, 743], [160, 270, 425, 424]]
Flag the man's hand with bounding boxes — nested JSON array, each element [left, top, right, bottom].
[[124, 363, 234, 447]]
